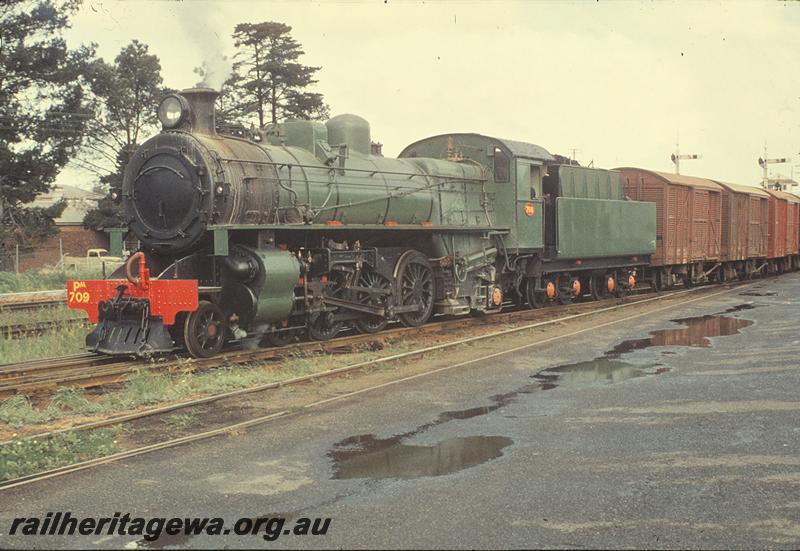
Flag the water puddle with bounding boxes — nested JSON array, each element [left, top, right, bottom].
[[532, 357, 670, 388], [330, 435, 513, 479], [529, 306, 754, 390], [329, 303, 756, 478], [606, 309, 753, 356], [328, 385, 540, 479]]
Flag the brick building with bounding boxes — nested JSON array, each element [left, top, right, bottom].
[[4, 185, 109, 272]]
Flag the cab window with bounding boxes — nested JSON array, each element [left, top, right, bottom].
[[493, 147, 509, 183]]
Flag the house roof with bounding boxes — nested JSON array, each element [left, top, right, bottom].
[[32, 184, 104, 225]]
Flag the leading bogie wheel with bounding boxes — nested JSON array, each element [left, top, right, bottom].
[[184, 300, 226, 358], [264, 327, 301, 347], [308, 311, 343, 341], [395, 250, 435, 327]]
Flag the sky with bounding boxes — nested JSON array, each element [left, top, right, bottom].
[[59, 0, 800, 189]]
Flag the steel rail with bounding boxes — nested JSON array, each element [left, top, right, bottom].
[[0, 290, 66, 312], [0, 280, 755, 490], [0, 288, 650, 396]]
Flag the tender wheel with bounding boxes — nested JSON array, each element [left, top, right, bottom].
[[183, 301, 225, 358], [308, 311, 342, 341], [589, 274, 607, 301], [395, 250, 435, 327], [558, 276, 581, 305], [354, 268, 391, 334], [525, 277, 546, 308]]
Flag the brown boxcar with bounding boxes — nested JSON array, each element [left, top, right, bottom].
[[713, 181, 770, 260], [764, 189, 800, 272], [617, 168, 722, 287]]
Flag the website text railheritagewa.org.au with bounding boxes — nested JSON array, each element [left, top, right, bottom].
[[6, 512, 332, 542]]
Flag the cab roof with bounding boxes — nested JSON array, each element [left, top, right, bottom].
[[400, 133, 555, 162]]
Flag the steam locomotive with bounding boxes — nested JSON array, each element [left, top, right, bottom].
[[68, 87, 661, 358]]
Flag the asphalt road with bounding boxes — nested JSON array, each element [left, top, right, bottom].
[[2, 274, 800, 549]]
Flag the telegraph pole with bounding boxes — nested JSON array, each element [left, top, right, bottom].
[[568, 148, 580, 164], [671, 140, 701, 175]]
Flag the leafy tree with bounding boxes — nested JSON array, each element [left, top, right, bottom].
[[0, 0, 94, 253], [80, 40, 168, 230], [226, 21, 329, 127], [82, 195, 126, 230], [81, 145, 133, 230]]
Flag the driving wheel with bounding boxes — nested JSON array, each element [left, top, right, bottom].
[[395, 251, 434, 327]]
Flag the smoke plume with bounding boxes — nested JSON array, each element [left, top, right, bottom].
[[180, 8, 233, 91]]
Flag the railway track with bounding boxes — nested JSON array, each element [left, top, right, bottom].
[[0, 279, 761, 400], [0, 287, 663, 399], [0, 317, 88, 339], [0, 290, 65, 312], [0, 277, 759, 491]]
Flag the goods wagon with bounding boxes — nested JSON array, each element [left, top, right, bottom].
[[617, 168, 722, 288], [712, 181, 770, 281], [764, 189, 800, 272]]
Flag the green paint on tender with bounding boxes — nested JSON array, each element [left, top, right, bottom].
[[557, 165, 624, 200], [556, 197, 656, 258]]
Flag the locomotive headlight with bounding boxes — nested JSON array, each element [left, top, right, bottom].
[[157, 95, 189, 129]]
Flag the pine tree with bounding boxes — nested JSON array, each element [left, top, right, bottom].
[[80, 40, 169, 230], [226, 22, 329, 127], [0, 0, 94, 257]]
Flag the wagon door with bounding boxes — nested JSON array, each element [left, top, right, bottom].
[[708, 189, 722, 259], [670, 185, 692, 263], [691, 189, 711, 261]]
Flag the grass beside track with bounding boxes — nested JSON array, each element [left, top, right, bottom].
[[0, 343, 419, 481], [0, 316, 87, 363], [0, 428, 120, 482], [0, 267, 106, 294], [0, 305, 82, 327], [0, 345, 409, 430]]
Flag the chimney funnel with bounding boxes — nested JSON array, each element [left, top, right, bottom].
[[180, 87, 219, 135]]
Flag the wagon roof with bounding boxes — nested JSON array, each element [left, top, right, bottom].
[[615, 167, 723, 192], [764, 188, 800, 203], [712, 180, 771, 198]]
